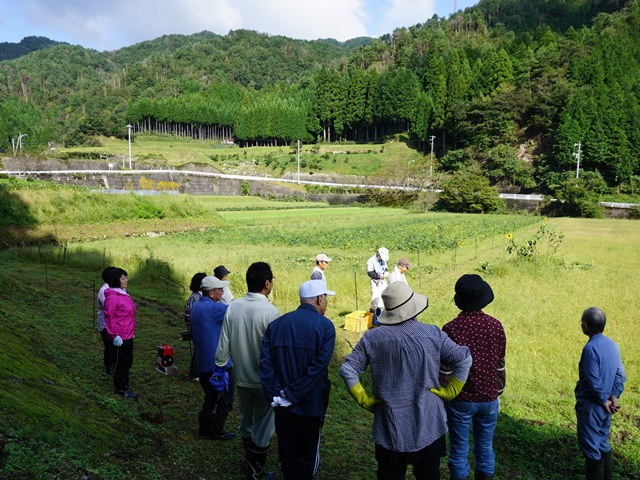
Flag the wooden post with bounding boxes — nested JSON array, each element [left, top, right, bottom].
[[418, 249, 422, 290], [454, 243, 457, 271], [354, 271, 359, 311]]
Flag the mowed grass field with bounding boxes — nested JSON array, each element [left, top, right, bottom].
[[1, 197, 639, 479]]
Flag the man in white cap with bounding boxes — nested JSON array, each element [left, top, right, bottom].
[[366, 247, 390, 321], [260, 280, 336, 480], [340, 282, 472, 480], [311, 254, 332, 281], [388, 258, 413, 285], [190, 275, 235, 440]]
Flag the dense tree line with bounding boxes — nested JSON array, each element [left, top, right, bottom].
[[0, 0, 639, 195], [0, 36, 64, 62]]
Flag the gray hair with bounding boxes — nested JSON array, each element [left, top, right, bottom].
[[300, 296, 317, 304], [582, 307, 606, 334]]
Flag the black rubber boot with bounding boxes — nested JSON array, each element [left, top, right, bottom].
[[209, 413, 236, 440], [601, 450, 612, 480], [246, 443, 278, 480], [474, 471, 493, 480], [585, 456, 605, 480], [242, 437, 253, 475]]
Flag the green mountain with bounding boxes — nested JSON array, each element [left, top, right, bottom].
[[1, 0, 639, 195], [0, 36, 64, 61]]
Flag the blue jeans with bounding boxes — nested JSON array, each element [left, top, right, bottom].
[[446, 399, 499, 479]]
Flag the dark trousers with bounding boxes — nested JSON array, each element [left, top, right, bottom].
[[186, 323, 199, 379], [198, 370, 235, 435], [275, 410, 324, 480], [375, 435, 446, 480], [189, 350, 200, 379], [100, 328, 116, 374], [113, 338, 134, 392]]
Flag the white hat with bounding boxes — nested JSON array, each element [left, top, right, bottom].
[[315, 253, 332, 262], [299, 280, 336, 298], [378, 282, 428, 325], [377, 247, 389, 261], [200, 275, 230, 290]]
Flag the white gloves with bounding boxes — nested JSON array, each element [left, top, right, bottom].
[[113, 335, 123, 347], [271, 396, 292, 407]]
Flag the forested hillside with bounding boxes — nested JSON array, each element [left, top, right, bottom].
[[1, 0, 639, 196], [0, 36, 64, 61]]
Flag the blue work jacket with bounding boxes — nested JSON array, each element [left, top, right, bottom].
[[260, 303, 336, 417]]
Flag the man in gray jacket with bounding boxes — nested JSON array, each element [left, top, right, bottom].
[[216, 262, 280, 480]]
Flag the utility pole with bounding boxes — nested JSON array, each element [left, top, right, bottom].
[[127, 124, 133, 169], [573, 142, 581, 179], [297, 140, 301, 184], [16, 133, 28, 155], [429, 135, 436, 178]]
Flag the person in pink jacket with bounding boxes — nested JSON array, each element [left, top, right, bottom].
[[104, 267, 138, 399]]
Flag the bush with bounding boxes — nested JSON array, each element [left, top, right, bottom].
[[439, 149, 468, 172], [541, 177, 604, 218], [627, 207, 640, 220], [435, 171, 505, 213]]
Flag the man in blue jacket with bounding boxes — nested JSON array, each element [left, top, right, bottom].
[[190, 275, 235, 440], [259, 280, 336, 480], [575, 307, 626, 480]]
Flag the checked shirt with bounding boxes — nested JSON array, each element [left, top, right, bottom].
[[341, 318, 470, 452]]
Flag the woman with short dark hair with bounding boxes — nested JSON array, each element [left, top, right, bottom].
[[185, 272, 207, 380], [104, 268, 138, 399]]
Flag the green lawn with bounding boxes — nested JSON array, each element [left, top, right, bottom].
[[1, 198, 639, 479]]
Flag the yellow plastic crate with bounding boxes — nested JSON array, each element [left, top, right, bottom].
[[344, 310, 373, 333]]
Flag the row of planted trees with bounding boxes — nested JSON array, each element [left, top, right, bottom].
[[2, 3, 640, 190]]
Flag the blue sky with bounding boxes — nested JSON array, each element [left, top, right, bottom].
[[0, 0, 479, 52]]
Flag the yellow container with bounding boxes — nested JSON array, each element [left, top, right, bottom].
[[344, 310, 373, 333]]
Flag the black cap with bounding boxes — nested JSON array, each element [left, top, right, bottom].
[[214, 265, 231, 279]]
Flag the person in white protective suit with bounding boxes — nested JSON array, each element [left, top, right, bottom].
[[366, 247, 390, 323]]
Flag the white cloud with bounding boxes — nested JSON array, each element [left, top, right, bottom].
[[230, 0, 369, 40], [377, 0, 436, 33], [7, 0, 438, 51]]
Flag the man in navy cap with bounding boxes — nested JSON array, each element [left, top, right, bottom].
[[214, 265, 234, 304]]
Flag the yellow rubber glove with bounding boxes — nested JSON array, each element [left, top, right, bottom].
[[348, 382, 380, 413], [430, 376, 465, 401]]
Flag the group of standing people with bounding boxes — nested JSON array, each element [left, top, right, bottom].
[[95, 251, 626, 480], [182, 260, 336, 480], [340, 274, 504, 480]]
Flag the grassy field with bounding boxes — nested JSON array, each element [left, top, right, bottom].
[[1, 193, 639, 479], [50, 134, 427, 181]]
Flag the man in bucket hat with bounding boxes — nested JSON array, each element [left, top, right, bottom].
[[340, 282, 472, 480], [440, 274, 506, 480]]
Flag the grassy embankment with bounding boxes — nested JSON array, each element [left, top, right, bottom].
[[50, 134, 428, 181], [1, 188, 639, 479]]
